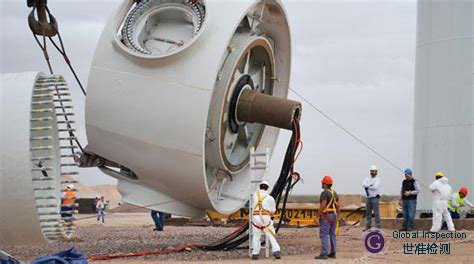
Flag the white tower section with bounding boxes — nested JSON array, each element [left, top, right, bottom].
[[414, 0, 473, 211]]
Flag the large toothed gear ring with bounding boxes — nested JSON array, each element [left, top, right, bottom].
[[0, 72, 79, 245]]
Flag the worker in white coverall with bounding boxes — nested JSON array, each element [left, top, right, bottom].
[[429, 171, 455, 232], [251, 181, 281, 260]]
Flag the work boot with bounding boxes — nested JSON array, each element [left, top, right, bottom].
[[362, 227, 371, 232], [328, 253, 336, 258], [251, 255, 259, 260], [314, 255, 328, 259], [273, 251, 281, 259], [399, 227, 407, 231]]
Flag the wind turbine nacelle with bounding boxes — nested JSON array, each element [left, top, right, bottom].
[[85, 0, 298, 216]]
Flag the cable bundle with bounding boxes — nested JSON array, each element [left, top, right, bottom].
[[203, 119, 302, 251]]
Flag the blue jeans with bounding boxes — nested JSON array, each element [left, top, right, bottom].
[[151, 210, 166, 229], [366, 197, 381, 229], [319, 213, 336, 256], [61, 206, 72, 220], [402, 199, 417, 230], [97, 209, 105, 223]]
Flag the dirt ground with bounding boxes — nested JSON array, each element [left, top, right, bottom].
[[3, 213, 473, 263]]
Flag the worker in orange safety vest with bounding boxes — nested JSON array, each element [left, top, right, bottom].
[[61, 184, 75, 221], [315, 175, 340, 260]]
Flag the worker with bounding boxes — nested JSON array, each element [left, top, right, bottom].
[[429, 171, 455, 232], [251, 180, 281, 260], [315, 175, 339, 260], [61, 184, 75, 221], [399, 168, 420, 231], [96, 196, 107, 224], [362, 165, 381, 231], [93, 196, 99, 213], [444, 187, 473, 226], [151, 210, 166, 231]]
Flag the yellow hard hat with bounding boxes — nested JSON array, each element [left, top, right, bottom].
[[435, 171, 445, 177]]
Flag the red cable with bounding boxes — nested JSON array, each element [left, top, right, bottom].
[[89, 243, 202, 261], [293, 140, 303, 163], [290, 119, 303, 172], [224, 220, 248, 239]]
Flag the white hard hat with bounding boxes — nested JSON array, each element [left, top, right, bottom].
[[67, 184, 74, 190], [370, 165, 377, 171], [260, 180, 269, 186]]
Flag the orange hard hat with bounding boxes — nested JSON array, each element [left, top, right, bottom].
[[321, 175, 333, 185], [459, 187, 469, 196]]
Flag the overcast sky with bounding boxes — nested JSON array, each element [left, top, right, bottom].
[[1, 0, 416, 196]]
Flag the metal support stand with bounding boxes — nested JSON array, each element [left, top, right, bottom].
[[249, 146, 271, 258]]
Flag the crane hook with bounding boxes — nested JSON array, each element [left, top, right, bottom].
[[27, 0, 58, 37]]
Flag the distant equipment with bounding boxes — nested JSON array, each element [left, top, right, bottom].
[[82, 0, 300, 216], [0, 73, 79, 245]]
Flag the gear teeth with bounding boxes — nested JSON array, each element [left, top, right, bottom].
[[30, 74, 79, 242], [121, 0, 206, 55]]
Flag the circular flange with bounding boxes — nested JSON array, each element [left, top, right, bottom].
[[228, 74, 254, 133], [219, 38, 275, 172], [118, 0, 206, 58], [201, 34, 276, 175]]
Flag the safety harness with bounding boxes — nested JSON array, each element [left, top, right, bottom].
[[323, 189, 337, 213], [320, 189, 337, 225], [251, 191, 276, 237]]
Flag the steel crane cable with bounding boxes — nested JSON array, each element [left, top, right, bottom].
[[28, 3, 86, 153], [28, 2, 87, 96], [289, 88, 403, 173], [288, 88, 433, 191], [31, 31, 84, 153], [47, 28, 87, 96]]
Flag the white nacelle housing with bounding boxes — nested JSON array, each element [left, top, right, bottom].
[[86, 0, 291, 216]]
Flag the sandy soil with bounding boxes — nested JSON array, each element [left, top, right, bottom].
[[3, 213, 473, 263]]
